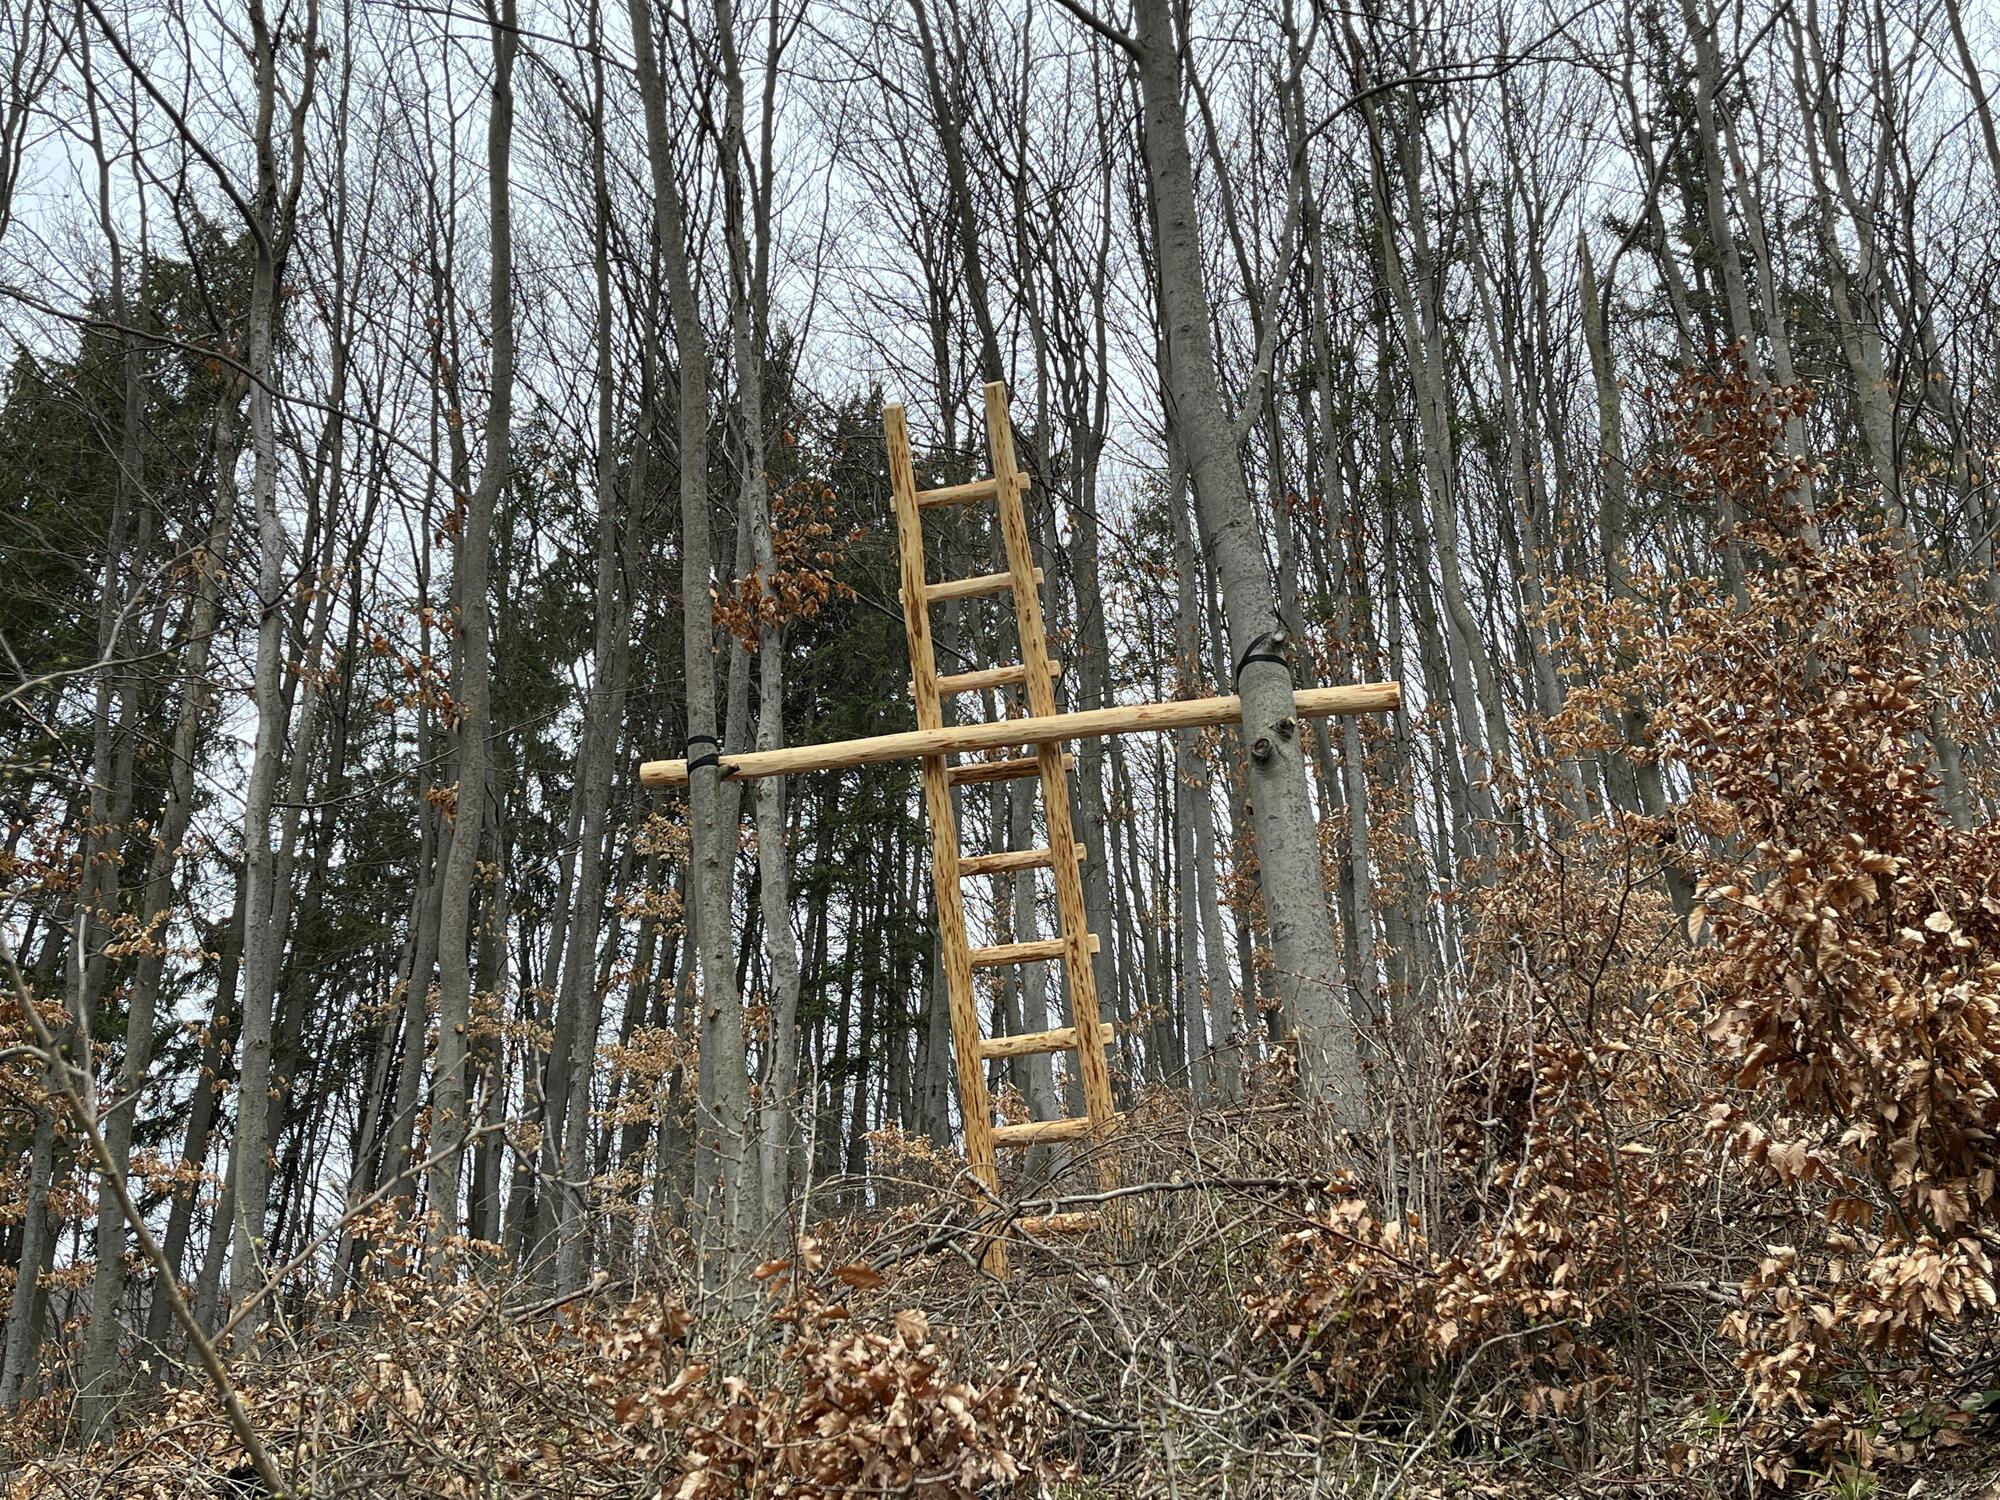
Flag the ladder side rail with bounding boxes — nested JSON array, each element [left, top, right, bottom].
[[885, 403, 1008, 1279], [982, 381, 1119, 1143]]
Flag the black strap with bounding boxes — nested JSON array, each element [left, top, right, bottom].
[[686, 734, 722, 774], [1234, 650, 1292, 686]]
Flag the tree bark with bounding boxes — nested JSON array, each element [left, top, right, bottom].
[[1130, 0, 1359, 1114], [552, 6, 636, 1291], [226, 0, 320, 1314], [625, 0, 756, 1278]]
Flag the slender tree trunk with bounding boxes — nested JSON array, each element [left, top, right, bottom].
[[227, 0, 320, 1314], [1131, 0, 1359, 1114], [1354, 76, 1504, 838], [145, 891, 242, 1351], [625, 0, 756, 1278], [552, 11, 636, 1290], [0, 1105, 55, 1406]]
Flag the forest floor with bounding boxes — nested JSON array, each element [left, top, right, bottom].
[[7, 1089, 2000, 1498]]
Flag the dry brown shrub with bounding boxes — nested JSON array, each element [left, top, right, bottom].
[[670, 1298, 1045, 1497], [1245, 361, 2000, 1489], [4, 1224, 1046, 1499], [1652, 374, 2000, 1478], [1244, 836, 1707, 1442]]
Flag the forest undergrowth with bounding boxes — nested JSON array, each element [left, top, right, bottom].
[[6, 376, 2000, 1497]]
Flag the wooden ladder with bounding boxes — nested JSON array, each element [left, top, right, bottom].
[[885, 381, 1118, 1279]]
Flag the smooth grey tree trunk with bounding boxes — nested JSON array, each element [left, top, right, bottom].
[[424, 0, 511, 1248], [625, 0, 756, 1279], [1131, 0, 1359, 1114], [145, 888, 243, 1351], [1302, 184, 1380, 1023], [711, 0, 805, 1246], [554, 37, 634, 1288], [226, 0, 320, 1316], [73, 44, 158, 1415], [1355, 80, 1505, 838]]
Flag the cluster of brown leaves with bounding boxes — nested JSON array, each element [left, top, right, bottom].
[[1245, 848, 1701, 1431], [364, 608, 465, 726], [1251, 363, 2000, 1485], [669, 1292, 1045, 1495], [1657, 568, 1996, 1463], [588, 1237, 1047, 1499], [1657, 352, 1818, 545], [6, 1228, 1045, 1500], [1639, 360, 1998, 1473], [714, 489, 863, 649]]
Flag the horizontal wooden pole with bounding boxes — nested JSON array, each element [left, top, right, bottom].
[[969, 933, 1100, 969], [639, 681, 1401, 788], [916, 475, 998, 508], [992, 1113, 1120, 1149], [959, 845, 1078, 878], [934, 660, 1060, 696], [1016, 1211, 1102, 1234]]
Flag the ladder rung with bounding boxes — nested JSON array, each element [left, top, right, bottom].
[[933, 660, 1061, 696], [1017, 1211, 1102, 1235], [960, 846, 1055, 877], [915, 472, 1030, 509], [992, 1112, 1119, 1149], [959, 845, 1086, 878], [979, 1020, 1114, 1061], [916, 476, 998, 508], [968, 932, 1100, 969], [948, 752, 1074, 786], [922, 567, 1043, 605]]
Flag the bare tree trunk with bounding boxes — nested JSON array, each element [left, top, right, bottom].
[[907, 0, 1003, 383], [1130, 0, 1359, 1114], [1302, 178, 1380, 1022], [553, 24, 635, 1287], [469, 801, 509, 1246], [0, 945, 60, 1401], [1789, 1, 1970, 826], [1680, 0, 1759, 360], [73, 32, 161, 1414], [423, 0, 510, 1250], [1352, 62, 1505, 838], [1164, 426, 1229, 1095], [625, 0, 756, 1279], [144, 889, 242, 1352], [1578, 231, 1697, 914], [226, 0, 320, 1315], [710, 0, 803, 1246]]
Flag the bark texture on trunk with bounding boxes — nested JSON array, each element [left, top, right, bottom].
[[1131, 0, 1359, 1115], [426, 0, 512, 1249], [625, 0, 757, 1275]]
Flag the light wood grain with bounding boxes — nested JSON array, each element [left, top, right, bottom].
[[933, 660, 1062, 696], [968, 932, 1101, 969], [922, 566, 1042, 604], [887, 402, 1007, 1279], [992, 1113, 1120, 1148], [959, 845, 1070, 877], [978, 1020, 1115, 1061], [1016, 1212, 1102, 1234], [947, 752, 1074, 785], [914, 475, 999, 508], [983, 377, 1120, 1187], [639, 682, 1401, 786]]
